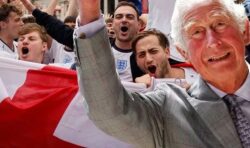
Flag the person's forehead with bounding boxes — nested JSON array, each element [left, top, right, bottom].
[[114, 6, 137, 15], [139, 35, 159, 44], [183, 2, 232, 26], [8, 11, 21, 19], [106, 22, 112, 27], [136, 35, 162, 51], [21, 31, 40, 37]]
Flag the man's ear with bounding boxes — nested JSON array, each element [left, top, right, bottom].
[[176, 45, 189, 61], [244, 19, 250, 45], [42, 42, 48, 52], [164, 47, 170, 58]]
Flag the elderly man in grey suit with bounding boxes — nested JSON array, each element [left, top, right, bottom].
[[74, 0, 250, 147]]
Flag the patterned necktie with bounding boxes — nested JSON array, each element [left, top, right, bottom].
[[223, 94, 250, 148]]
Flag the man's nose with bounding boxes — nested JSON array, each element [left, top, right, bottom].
[[206, 29, 222, 49], [121, 16, 127, 22], [22, 38, 29, 44], [145, 53, 153, 63]]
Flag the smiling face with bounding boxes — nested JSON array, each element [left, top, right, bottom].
[[18, 31, 47, 63], [182, 1, 248, 89], [135, 35, 171, 78], [113, 5, 139, 43]]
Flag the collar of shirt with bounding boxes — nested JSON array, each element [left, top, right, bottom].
[[74, 15, 104, 39], [207, 62, 250, 101], [0, 40, 18, 59], [0, 39, 17, 53]]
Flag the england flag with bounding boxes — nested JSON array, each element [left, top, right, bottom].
[[0, 57, 131, 148]]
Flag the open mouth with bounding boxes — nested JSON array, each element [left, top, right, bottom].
[[208, 52, 230, 62], [121, 26, 128, 32], [22, 47, 29, 54], [148, 65, 156, 74], [109, 30, 115, 35]]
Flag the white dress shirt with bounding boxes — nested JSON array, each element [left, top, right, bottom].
[[208, 63, 250, 122]]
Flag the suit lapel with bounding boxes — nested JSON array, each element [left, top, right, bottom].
[[187, 77, 242, 147]]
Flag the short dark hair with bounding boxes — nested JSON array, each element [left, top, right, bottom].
[[64, 16, 76, 24], [21, 15, 36, 24], [115, 1, 139, 20], [0, 4, 22, 22], [132, 29, 170, 53]]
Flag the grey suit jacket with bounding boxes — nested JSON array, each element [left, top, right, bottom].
[[74, 27, 242, 148]]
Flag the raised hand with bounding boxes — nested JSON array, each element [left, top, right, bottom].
[[77, 0, 100, 26], [19, 0, 35, 13]]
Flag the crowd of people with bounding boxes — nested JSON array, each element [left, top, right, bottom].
[[1, 0, 250, 147]]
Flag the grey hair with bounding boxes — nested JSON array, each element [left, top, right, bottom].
[[171, 0, 247, 50]]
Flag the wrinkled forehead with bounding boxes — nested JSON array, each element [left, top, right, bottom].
[[183, 1, 230, 23], [183, 3, 233, 29]]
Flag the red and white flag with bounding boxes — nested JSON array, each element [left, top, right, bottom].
[[0, 57, 131, 148]]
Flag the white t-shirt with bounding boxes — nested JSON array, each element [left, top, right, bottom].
[[48, 39, 75, 67], [112, 46, 133, 82], [146, 0, 184, 62], [0, 39, 18, 59]]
